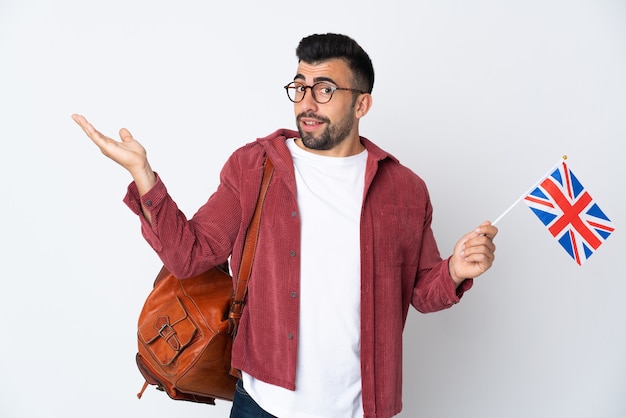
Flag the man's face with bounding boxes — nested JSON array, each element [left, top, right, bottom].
[[292, 58, 358, 153]]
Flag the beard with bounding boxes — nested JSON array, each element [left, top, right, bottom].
[[296, 106, 355, 151]]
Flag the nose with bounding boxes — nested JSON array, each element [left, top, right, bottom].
[[297, 87, 319, 112]]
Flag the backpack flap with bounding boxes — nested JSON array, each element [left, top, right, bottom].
[[138, 296, 197, 366]]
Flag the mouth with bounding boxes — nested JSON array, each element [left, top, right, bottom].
[[298, 116, 326, 132]]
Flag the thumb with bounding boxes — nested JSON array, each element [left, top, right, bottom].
[[119, 128, 134, 142]]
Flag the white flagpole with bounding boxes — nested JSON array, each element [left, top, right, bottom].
[[492, 156, 567, 226]]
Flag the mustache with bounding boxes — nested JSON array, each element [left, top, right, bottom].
[[296, 112, 330, 124]]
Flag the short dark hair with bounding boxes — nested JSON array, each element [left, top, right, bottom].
[[295, 33, 374, 94]]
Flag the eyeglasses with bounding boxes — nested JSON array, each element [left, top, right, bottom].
[[284, 81, 366, 104]]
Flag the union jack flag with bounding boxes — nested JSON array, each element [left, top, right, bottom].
[[524, 161, 614, 265]]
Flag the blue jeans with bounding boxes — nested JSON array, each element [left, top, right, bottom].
[[229, 380, 277, 418]]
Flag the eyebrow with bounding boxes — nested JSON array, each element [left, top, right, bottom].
[[293, 74, 338, 85]]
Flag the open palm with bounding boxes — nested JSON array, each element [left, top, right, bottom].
[[72, 114, 148, 173]]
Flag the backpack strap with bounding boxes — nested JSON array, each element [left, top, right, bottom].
[[229, 156, 274, 335]]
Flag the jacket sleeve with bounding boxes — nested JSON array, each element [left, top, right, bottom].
[[411, 257, 473, 313], [410, 194, 473, 313], [123, 155, 243, 279]]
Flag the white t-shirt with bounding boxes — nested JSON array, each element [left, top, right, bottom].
[[242, 138, 367, 418]]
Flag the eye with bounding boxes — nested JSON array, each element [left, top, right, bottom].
[[317, 83, 334, 95], [294, 83, 307, 92]]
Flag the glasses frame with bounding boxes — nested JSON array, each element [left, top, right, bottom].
[[283, 81, 367, 104]]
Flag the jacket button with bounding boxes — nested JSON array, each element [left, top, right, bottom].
[[291, 211, 297, 217], [287, 333, 294, 340], [290, 291, 297, 298], [144, 200, 153, 207], [290, 251, 296, 257]]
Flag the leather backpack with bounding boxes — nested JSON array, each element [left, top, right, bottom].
[[135, 157, 274, 404]]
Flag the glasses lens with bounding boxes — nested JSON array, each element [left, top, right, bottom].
[[312, 83, 334, 104], [284, 82, 337, 103], [286, 82, 304, 102]]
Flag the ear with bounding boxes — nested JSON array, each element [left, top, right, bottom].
[[354, 93, 373, 119]]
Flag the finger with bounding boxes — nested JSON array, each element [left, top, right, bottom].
[[119, 127, 134, 143], [462, 228, 495, 249], [463, 241, 496, 259], [463, 238, 496, 259], [71, 113, 99, 137], [465, 253, 494, 274], [475, 222, 498, 239], [72, 114, 113, 148], [71, 113, 93, 135]]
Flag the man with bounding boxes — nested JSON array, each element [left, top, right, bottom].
[[73, 33, 497, 418]]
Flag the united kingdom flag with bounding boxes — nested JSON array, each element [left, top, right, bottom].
[[524, 161, 614, 265]]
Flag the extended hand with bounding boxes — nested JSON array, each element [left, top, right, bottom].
[[449, 221, 498, 285], [72, 114, 156, 193]]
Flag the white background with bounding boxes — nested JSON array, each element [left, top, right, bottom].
[[1, 1, 624, 417]]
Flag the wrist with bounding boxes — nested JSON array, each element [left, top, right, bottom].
[[131, 164, 157, 196], [448, 258, 466, 288]]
